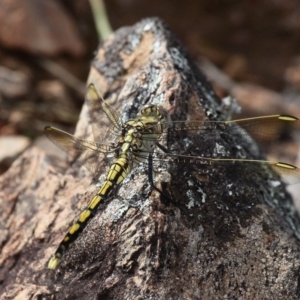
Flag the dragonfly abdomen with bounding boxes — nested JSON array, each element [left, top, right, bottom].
[[47, 156, 131, 269]]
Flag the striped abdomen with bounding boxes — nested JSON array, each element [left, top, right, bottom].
[[47, 155, 130, 269]]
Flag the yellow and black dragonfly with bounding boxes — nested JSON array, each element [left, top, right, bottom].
[[45, 83, 300, 269]]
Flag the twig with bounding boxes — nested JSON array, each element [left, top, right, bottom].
[[89, 0, 113, 42]]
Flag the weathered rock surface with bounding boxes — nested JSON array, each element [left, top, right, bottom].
[[1, 18, 300, 300]]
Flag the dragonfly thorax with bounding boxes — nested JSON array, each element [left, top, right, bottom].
[[115, 105, 169, 163]]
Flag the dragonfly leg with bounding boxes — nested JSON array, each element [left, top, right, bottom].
[[156, 142, 170, 154], [148, 153, 177, 205]]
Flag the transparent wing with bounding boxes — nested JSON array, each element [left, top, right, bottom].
[[136, 151, 300, 185], [86, 84, 122, 143], [139, 114, 300, 162], [45, 126, 115, 174], [142, 114, 300, 145], [168, 154, 300, 185], [225, 114, 300, 138], [224, 115, 300, 155], [137, 115, 300, 185]]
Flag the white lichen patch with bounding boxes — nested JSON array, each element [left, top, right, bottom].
[[183, 137, 193, 149], [197, 186, 207, 203], [106, 199, 130, 223], [186, 182, 202, 209], [213, 142, 227, 157]]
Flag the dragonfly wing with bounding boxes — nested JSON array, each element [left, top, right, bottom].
[[166, 115, 300, 143], [269, 161, 300, 185], [45, 126, 114, 174], [156, 115, 300, 162], [210, 158, 300, 185], [219, 115, 300, 165], [207, 158, 300, 185], [86, 84, 122, 143], [226, 115, 300, 141], [147, 148, 300, 185]]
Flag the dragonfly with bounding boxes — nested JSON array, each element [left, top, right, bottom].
[[46, 83, 300, 269]]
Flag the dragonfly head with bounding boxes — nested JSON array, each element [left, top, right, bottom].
[[138, 105, 171, 130]]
